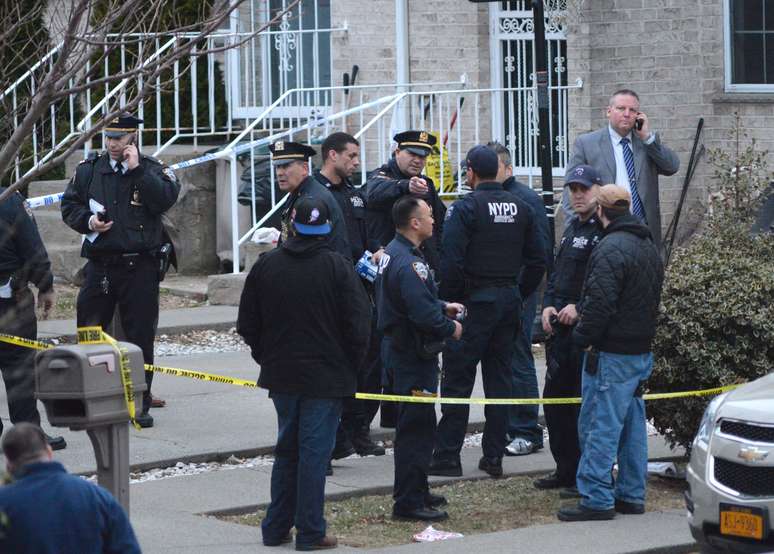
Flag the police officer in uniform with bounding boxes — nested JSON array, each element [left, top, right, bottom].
[[429, 146, 545, 478], [366, 131, 446, 272], [313, 132, 384, 459], [375, 195, 463, 522], [272, 140, 350, 260], [534, 165, 603, 492], [60, 113, 180, 428], [0, 189, 66, 449], [367, 131, 446, 428]]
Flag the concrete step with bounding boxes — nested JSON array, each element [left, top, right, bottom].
[[45, 242, 85, 284], [35, 211, 81, 247]]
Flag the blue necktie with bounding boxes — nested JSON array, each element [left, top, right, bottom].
[[620, 137, 646, 221]]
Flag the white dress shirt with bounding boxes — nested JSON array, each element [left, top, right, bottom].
[[608, 125, 655, 210]]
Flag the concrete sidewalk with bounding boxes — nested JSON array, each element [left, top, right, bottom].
[[37, 305, 239, 339]]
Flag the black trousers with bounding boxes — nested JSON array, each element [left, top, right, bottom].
[[77, 257, 159, 413], [543, 325, 583, 484], [338, 308, 382, 441], [394, 399, 436, 512], [435, 287, 519, 460], [0, 289, 41, 434]]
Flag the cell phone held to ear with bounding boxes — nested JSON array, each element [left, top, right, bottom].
[[635, 118, 644, 131]]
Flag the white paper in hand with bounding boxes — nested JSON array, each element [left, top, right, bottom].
[[85, 198, 106, 243]]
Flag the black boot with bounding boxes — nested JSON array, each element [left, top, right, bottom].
[[350, 425, 385, 456]]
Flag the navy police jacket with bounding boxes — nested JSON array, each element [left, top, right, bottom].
[[0, 462, 141, 554], [366, 159, 446, 271], [439, 182, 546, 303], [375, 234, 456, 389], [502, 176, 554, 274], [543, 214, 603, 311]]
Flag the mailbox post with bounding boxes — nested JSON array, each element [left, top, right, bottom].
[[35, 342, 147, 514]]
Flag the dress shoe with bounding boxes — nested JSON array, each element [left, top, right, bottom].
[[45, 434, 67, 451], [350, 428, 385, 456], [295, 535, 337, 551], [615, 499, 645, 514], [331, 438, 355, 460], [392, 506, 449, 522], [478, 456, 503, 477], [150, 395, 166, 408], [533, 472, 574, 490], [427, 458, 462, 477], [559, 486, 581, 499], [557, 503, 616, 521], [425, 492, 448, 508], [263, 532, 293, 546], [135, 412, 154, 428]]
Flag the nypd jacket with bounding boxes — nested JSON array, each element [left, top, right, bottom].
[[279, 175, 352, 260], [366, 158, 447, 271], [573, 215, 664, 354], [439, 182, 546, 303], [0, 461, 141, 554], [237, 237, 371, 397], [313, 171, 379, 261], [61, 153, 179, 257], [0, 188, 53, 292], [502, 176, 554, 273], [542, 214, 604, 311]]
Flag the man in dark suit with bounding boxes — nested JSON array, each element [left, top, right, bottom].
[[563, 89, 680, 250]]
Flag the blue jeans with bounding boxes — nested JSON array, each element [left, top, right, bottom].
[[507, 292, 543, 445], [576, 351, 653, 510], [262, 393, 342, 547]]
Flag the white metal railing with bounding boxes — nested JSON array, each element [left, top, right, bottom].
[[3, 32, 238, 184]]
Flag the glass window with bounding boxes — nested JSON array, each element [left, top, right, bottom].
[[729, 0, 774, 86]]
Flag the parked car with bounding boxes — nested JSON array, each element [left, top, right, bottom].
[[686, 371, 774, 552]]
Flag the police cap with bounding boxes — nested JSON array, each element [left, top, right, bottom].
[[291, 196, 331, 236], [269, 140, 317, 166], [466, 145, 499, 178], [104, 112, 143, 138], [393, 130, 436, 157], [565, 165, 603, 189]]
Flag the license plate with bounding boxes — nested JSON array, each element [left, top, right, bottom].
[[719, 503, 766, 541]]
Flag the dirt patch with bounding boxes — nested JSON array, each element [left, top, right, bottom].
[[221, 473, 686, 549], [45, 283, 204, 320]]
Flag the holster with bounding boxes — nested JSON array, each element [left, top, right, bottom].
[[157, 243, 173, 281], [413, 330, 445, 361]]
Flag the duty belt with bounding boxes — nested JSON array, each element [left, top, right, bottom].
[[89, 252, 153, 266], [465, 276, 517, 290]]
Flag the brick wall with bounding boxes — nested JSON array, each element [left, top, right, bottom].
[[566, 0, 774, 242]]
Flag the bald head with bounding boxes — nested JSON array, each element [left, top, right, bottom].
[[2, 423, 52, 474]]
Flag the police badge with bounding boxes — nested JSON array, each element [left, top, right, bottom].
[[412, 261, 429, 281], [131, 190, 142, 206]]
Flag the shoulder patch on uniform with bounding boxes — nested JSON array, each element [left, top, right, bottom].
[[444, 204, 455, 220], [350, 195, 364, 208], [162, 166, 177, 182], [412, 261, 428, 281]]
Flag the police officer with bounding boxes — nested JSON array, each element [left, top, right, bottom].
[[534, 165, 603, 492], [375, 195, 463, 522], [429, 146, 545, 478], [313, 132, 384, 459], [272, 140, 350, 260], [366, 131, 446, 272], [0, 188, 66, 449], [367, 131, 446, 428], [60, 113, 180, 428]]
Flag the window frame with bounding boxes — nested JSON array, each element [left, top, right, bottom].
[[724, 0, 774, 92]]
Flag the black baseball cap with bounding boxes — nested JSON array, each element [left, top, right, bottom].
[[291, 196, 331, 236], [269, 140, 317, 166], [104, 112, 143, 138], [565, 165, 603, 188], [466, 145, 499, 178], [393, 130, 436, 157]]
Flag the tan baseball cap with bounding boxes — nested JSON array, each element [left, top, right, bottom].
[[596, 184, 631, 211]]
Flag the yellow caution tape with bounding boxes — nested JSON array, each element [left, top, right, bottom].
[[145, 364, 258, 388], [0, 333, 54, 350], [0, 332, 743, 404], [77, 327, 141, 431]]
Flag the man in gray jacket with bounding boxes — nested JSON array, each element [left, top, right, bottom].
[[563, 89, 680, 250]]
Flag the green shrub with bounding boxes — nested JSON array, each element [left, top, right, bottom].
[[649, 119, 774, 452]]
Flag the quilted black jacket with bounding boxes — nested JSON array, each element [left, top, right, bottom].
[[573, 215, 664, 354]]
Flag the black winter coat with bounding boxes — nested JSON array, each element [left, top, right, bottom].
[[573, 215, 664, 354], [237, 237, 371, 397]]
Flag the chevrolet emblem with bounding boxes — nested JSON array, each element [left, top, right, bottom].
[[738, 446, 769, 463]]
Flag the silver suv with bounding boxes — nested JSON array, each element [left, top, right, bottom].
[[686, 372, 774, 552]]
